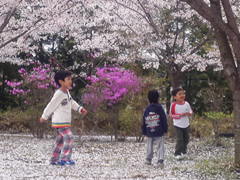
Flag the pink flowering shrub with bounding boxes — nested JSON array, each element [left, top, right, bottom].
[[82, 65, 144, 110], [4, 61, 57, 138], [81, 65, 144, 140], [5, 63, 57, 99]]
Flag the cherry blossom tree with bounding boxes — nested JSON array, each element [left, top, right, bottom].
[[1, 0, 228, 108], [103, 0, 221, 88], [0, 0, 76, 64], [178, 0, 240, 165], [0, 0, 118, 65], [1, 0, 219, 76]]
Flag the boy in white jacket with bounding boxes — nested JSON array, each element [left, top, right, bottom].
[[40, 71, 87, 165]]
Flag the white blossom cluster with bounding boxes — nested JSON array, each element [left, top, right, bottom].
[[1, 0, 239, 72]]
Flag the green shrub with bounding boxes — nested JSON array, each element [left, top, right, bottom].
[[189, 112, 234, 139], [167, 117, 175, 138], [0, 109, 28, 133], [0, 106, 52, 138], [204, 112, 234, 137], [22, 105, 52, 138], [190, 115, 213, 138], [118, 105, 143, 141]]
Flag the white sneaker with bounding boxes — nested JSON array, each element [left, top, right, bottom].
[[175, 155, 183, 160], [181, 153, 188, 159]]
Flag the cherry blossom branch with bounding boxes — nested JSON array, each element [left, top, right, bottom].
[[23, 1, 81, 36], [51, 57, 87, 85], [0, 18, 43, 49], [136, 0, 160, 37], [0, 7, 16, 34], [111, 11, 138, 35], [113, 0, 147, 23], [0, 30, 27, 49], [0, 1, 82, 49], [221, 0, 240, 35], [179, 0, 238, 38], [190, 28, 213, 54]]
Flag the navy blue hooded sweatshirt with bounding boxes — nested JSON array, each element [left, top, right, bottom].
[[141, 103, 168, 137]]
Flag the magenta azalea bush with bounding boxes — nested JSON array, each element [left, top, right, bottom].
[[5, 61, 58, 103], [4, 61, 58, 138], [81, 65, 144, 110]]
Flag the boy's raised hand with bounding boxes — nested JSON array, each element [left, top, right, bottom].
[[80, 108, 87, 115], [40, 117, 46, 123], [180, 112, 193, 117], [180, 112, 188, 117]]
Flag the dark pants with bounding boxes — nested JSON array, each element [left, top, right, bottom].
[[174, 126, 189, 156]]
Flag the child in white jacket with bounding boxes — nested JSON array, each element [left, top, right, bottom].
[[40, 70, 87, 165]]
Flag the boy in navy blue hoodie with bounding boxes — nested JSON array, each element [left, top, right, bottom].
[[142, 89, 168, 168]]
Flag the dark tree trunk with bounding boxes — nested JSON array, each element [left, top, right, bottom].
[[180, 0, 240, 165], [168, 66, 183, 88], [166, 68, 182, 113], [210, 0, 240, 166], [233, 91, 240, 164]]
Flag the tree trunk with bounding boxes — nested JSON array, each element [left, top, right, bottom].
[[165, 69, 182, 113], [179, 0, 240, 165], [210, 0, 240, 165], [114, 117, 118, 141], [233, 91, 240, 164], [168, 67, 182, 88], [112, 105, 119, 141], [166, 84, 171, 114]]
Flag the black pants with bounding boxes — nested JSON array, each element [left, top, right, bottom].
[[174, 126, 189, 156]]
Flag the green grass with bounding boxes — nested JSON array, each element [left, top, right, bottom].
[[195, 152, 237, 179]]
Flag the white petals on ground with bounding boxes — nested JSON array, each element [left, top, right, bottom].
[[0, 134, 238, 179]]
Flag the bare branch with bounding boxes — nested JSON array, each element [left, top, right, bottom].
[[52, 57, 87, 85]]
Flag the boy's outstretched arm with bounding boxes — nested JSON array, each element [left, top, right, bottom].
[[71, 99, 87, 115]]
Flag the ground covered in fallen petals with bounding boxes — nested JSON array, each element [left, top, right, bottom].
[[0, 134, 239, 180]]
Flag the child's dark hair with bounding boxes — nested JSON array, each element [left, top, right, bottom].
[[172, 87, 183, 96], [54, 70, 71, 87], [148, 89, 160, 103]]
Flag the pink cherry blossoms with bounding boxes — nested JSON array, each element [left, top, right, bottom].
[[82, 65, 144, 110]]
